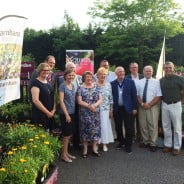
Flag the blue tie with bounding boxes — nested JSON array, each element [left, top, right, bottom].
[[142, 79, 148, 103]]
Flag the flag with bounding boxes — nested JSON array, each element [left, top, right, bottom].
[[0, 15, 27, 106], [156, 36, 165, 79]]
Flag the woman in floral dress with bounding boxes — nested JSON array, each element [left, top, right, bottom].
[[77, 71, 102, 158], [96, 67, 114, 152]]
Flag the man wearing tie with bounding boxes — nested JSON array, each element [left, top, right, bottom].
[[137, 66, 162, 152], [111, 66, 137, 154]]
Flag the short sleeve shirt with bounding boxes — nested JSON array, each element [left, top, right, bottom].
[[137, 78, 162, 103], [59, 83, 76, 114], [160, 74, 184, 102]]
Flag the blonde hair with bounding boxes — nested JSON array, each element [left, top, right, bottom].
[[97, 67, 108, 75], [37, 63, 50, 75]]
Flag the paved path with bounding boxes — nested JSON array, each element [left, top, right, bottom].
[[57, 142, 184, 184]]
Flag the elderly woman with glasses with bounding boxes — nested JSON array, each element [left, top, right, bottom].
[[30, 63, 56, 131]]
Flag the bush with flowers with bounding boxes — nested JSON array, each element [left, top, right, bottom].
[[0, 123, 61, 184]]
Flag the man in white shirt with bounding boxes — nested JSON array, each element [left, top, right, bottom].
[[126, 62, 144, 142], [137, 65, 162, 152], [94, 60, 116, 82]]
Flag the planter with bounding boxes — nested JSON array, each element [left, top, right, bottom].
[[43, 164, 58, 184], [36, 164, 58, 184]]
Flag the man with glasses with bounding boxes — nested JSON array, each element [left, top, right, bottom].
[[126, 62, 144, 142], [94, 59, 116, 82]]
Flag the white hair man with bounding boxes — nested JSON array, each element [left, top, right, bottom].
[[137, 65, 162, 152]]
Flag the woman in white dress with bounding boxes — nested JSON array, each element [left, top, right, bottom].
[[96, 67, 114, 151]]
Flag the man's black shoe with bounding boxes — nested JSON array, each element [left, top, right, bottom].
[[125, 147, 132, 154], [139, 143, 150, 148], [150, 146, 157, 152], [116, 143, 125, 149]]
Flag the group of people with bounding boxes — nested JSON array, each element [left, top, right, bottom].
[[29, 56, 184, 163]]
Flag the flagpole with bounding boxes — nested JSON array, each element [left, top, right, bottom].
[[156, 31, 166, 79]]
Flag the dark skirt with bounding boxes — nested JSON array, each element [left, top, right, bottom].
[[60, 114, 75, 136]]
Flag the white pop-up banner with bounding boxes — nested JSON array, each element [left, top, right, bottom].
[[0, 15, 27, 106]]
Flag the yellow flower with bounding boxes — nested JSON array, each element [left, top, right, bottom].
[[21, 146, 27, 150], [29, 124, 34, 127], [7, 151, 13, 155], [12, 148, 17, 151], [24, 169, 28, 173], [32, 145, 37, 148], [35, 136, 39, 139], [29, 138, 34, 142], [41, 134, 46, 138], [38, 124, 43, 127], [0, 168, 6, 172], [10, 162, 15, 165], [20, 158, 27, 163], [44, 141, 50, 145]]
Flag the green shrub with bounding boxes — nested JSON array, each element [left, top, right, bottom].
[[0, 123, 61, 184]]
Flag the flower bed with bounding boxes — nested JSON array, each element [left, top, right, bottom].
[[0, 123, 61, 184]]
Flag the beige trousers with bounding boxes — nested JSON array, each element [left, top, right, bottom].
[[138, 103, 160, 146]]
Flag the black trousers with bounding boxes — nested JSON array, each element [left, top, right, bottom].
[[113, 106, 134, 149]]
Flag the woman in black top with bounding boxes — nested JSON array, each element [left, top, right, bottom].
[[31, 63, 56, 131]]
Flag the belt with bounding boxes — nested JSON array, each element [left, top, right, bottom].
[[164, 101, 179, 104]]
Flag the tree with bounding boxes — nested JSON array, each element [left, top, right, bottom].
[[89, 0, 184, 71]]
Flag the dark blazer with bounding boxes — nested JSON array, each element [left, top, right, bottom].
[[111, 78, 137, 113], [126, 74, 144, 80]]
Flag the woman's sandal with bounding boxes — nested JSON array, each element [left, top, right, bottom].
[[68, 155, 77, 160], [61, 156, 72, 163], [82, 153, 88, 158]]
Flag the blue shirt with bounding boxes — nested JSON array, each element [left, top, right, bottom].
[[59, 83, 76, 114]]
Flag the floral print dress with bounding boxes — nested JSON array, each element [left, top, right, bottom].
[[77, 86, 101, 141]]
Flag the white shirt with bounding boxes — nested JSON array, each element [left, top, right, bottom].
[[94, 71, 116, 83], [137, 77, 162, 103], [106, 71, 117, 82], [131, 74, 140, 90]]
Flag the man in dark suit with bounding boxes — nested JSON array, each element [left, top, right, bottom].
[[126, 62, 144, 142], [111, 66, 137, 154]]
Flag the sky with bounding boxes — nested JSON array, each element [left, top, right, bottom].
[[0, 0, 183, 31]]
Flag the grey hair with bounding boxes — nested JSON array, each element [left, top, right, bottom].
[[65, 62, 75, 69]]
